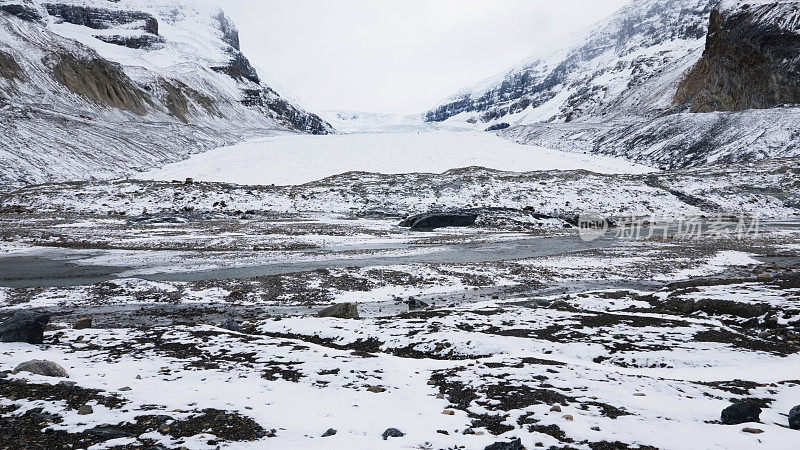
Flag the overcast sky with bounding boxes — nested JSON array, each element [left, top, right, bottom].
[[220, 0, 630, 114]]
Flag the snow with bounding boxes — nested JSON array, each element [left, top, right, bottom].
[[139, 131, 654, 186], [656, 251, 761, 281]]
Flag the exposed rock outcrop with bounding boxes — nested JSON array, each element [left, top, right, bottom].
[[212, 52, 260, 84], [0, 1, 45, 22], [95, 33, 164, 49], [43, 3, 159, 35], [0, 49, 23, 80], [675, 1, 800, 112]]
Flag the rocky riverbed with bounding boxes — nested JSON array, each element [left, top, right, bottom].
[[1, 163, 799, 449]]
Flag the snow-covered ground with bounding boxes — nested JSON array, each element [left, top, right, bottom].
[[139, 131, 654, 186]]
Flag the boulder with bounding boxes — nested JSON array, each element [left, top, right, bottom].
[[721, 401, 761, 425], [789, 405, 800, 429], [322, 428, 337, 437], [485, 438, 525, 450], [0, 311, 50, 344], [406, 298, 430, 310], [13, 360, 69, 378], [318, 303, 360, 319], [399, 212, 478, 231], [73, 317, 92, 330], [381, 428, 404, 440], [220, 319, 243, 333]]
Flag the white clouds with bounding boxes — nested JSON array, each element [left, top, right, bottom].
[[220, 0, 630, 113]]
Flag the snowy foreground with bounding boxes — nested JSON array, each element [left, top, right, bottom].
[[140, 132, 653, 186], [1, 157, 800, 449]]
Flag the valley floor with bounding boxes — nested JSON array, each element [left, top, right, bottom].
[[0, 143, 799, 449]]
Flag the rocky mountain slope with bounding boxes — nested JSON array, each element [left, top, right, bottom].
[[0, 0, 331, 185], [427, 0, 800, 169]]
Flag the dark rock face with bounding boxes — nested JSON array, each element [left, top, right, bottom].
[[485, 438, 525, 450], [0, 2, 44, 22], [400, 212, 478, 230], [241, 88, 332, 135], [95, 34, 164, 49], [0, 311, 50, 344], [721, 401, 761, 425], [43, 3, 159, 35], [675, 1, 800, 112], [212, 52, 260, 84], [790, 405, 800, 429], [318, 303, 360, 319], [216, 11, 241, 51]]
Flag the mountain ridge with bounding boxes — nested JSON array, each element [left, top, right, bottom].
[[0, 0, 332, 185], [426, 0, 800, 169]]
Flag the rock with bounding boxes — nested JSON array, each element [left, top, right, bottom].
[[58, 380, 77, 387], [86, 427, 132, 440], [73, 317, 92, 330], [136, 374, 142, 380], [367, 386, 386, 393], [95, 34, 164, 49], [0, 311, 50, 344], [485, 122, 511, 132], [742, 427, 763, 434], [381, 428, 404, 440], [78, 405, 93, 415], [43, 4, 160, 35], [562, 414, 574, 421], [399, 212, 479, 231], [721, 401, 761, 425], [675, 1, 800, 113], [406, 298, 430, 310], [550, 405, 562, 412], [220, 319, 243, 333], [463, 428, 476, 435], [318, 303, 360, 319], [119, 386, 132, 391], [484, 438, 525, 450], [442, 409, 455, 415], [322, 428, 337, 437], [789, 405, 800, 429], [0, 3, 44, 22], [13, 360, 69, 378]]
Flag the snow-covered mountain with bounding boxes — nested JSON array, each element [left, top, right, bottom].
[[427, 0, 800, 169], [0, 0, 332, 185]]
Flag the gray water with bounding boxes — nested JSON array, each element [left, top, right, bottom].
[[0, 232, 615, 288]]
